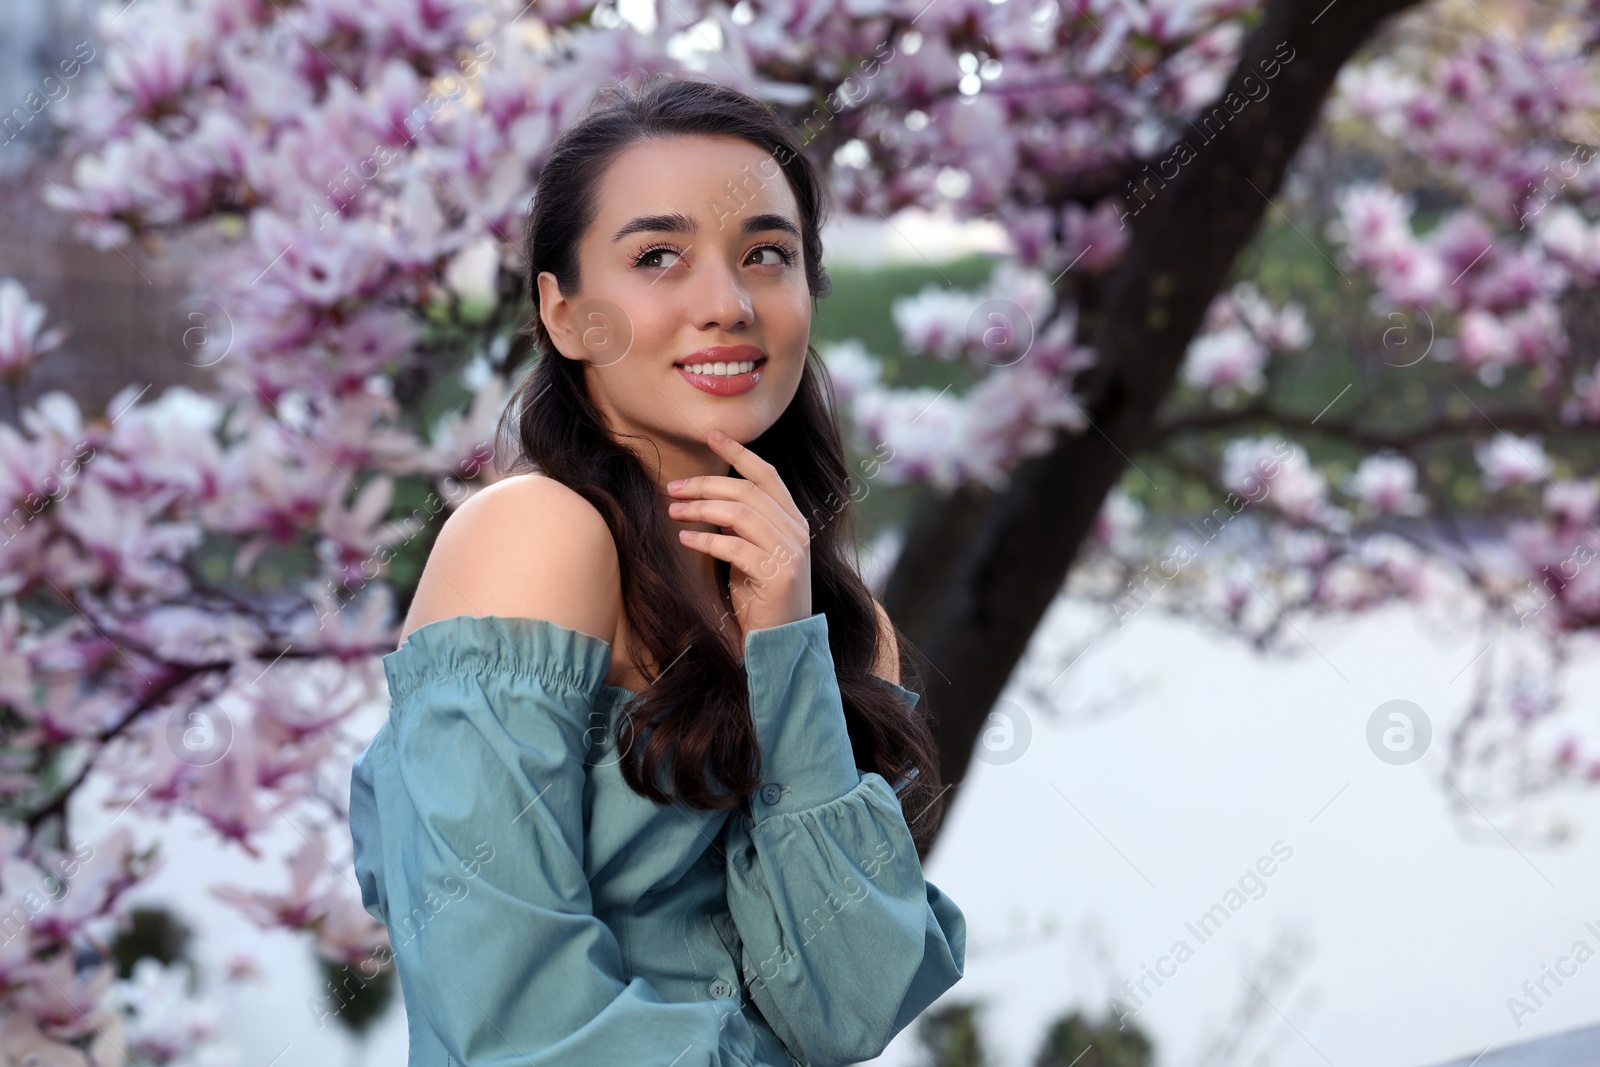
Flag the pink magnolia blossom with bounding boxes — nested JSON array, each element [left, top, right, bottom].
[[1344, 453, 1429, 517], [0, 1007, 97, 1067], [213, 831, 342, 930], [5, 0, 1597, 1045], [1182, 326, 1269, 398], [1543, 479, 1599, 527], [819, 339, 884, 407], [1221, 436, 1349, 530], [1535, 204, 1600, 278], [892, 285, 976, 361], [0, 280, 66, 380], [1475, 432, 1551, 490]]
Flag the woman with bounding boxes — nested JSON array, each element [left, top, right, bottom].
[[349, 71, 966, 1066]]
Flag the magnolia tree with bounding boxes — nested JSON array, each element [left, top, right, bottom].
[[0, 0, 1594, 1054]]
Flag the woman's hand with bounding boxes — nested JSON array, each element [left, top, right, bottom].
[[666, 428, 812, 644]]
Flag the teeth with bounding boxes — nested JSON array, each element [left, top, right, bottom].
[[680, 360, 758, 376]]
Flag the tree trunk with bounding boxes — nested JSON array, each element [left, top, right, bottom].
[[888, 0, 1429, 854]]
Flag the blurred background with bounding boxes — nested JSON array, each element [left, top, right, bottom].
[[2, 0, 1599, 1064]]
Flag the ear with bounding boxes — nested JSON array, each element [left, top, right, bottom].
[[535, 270, 580, 361], [871, 598, 901, 685]]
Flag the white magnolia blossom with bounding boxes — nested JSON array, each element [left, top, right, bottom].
[[1542, 478, 1598, 526], [819, 339, 886, 407], [1221, 435, 1348, 530], [1090, 486, 1145, 547], [1343, 452, 1429, 516], [1329, 57, 1423, 137], [1182, 282, 1311, 399], [106, 957, 240, 1066], [891, 285, 979, 361], [1182, 325, 1269, 397], [1535, 203, 1600, 278], [1475, 432, 1552, 491]]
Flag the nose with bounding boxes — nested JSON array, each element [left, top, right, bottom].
[[694, 254, 753, 331]]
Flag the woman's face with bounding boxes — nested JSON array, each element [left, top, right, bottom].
[[537, 134, 813, 469]]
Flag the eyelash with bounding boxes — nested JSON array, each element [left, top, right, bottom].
[[630, 242, 798, 270]]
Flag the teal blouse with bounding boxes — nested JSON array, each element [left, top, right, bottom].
[[348, 611, 966, 1066]]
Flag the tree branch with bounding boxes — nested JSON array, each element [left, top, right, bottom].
[[1158, 402, 1597, 450]]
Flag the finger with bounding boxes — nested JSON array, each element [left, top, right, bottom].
[[676, 527, 772, 580], [678, 523, 805, 579], [668, 499, 788, 555], [707, 431, 805, 526], [668, 473, 806, 546]]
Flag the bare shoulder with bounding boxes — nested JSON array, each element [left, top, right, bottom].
[[398, 472, 622, 650], [870, 598, 901, 685]]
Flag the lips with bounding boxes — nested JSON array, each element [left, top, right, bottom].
[[673, 344, 767, 369], [674, 351, 768, 397], [673, 357, 768, 373], [671, 344, 768, 396]]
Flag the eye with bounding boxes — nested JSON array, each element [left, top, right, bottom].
[[630, 241, 799, 272], [751, 243, 798, 267], [632, 243, 683, 270]]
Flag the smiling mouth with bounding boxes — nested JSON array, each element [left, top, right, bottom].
[[672, 357, 769, 375]]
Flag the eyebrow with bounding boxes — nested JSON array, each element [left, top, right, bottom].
[[610, 211, 801, 242]]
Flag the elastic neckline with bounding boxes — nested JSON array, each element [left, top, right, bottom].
[[383, 613, 916, 708], [382, 613, 620, 704]]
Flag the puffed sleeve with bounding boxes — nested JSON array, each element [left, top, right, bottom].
[[348, 614, 762, 1067], [721, 613, 967, 1067]]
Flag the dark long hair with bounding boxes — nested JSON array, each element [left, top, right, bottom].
[[495, 71, 947, 852]]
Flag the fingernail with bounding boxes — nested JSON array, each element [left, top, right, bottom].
[[711, 429, 727, 443], [667, 479, 685, 490]]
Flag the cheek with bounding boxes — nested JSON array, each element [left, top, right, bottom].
[[769, 286, 813, 340], [593, 297, 673, 370]]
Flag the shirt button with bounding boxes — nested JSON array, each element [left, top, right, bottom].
[[710, 849, 726, 868], [708, 978, 737, 999], [759, 783, 783, 805]]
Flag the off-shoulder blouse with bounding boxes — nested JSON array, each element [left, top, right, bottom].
[[347, 610, 967, 1066]]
